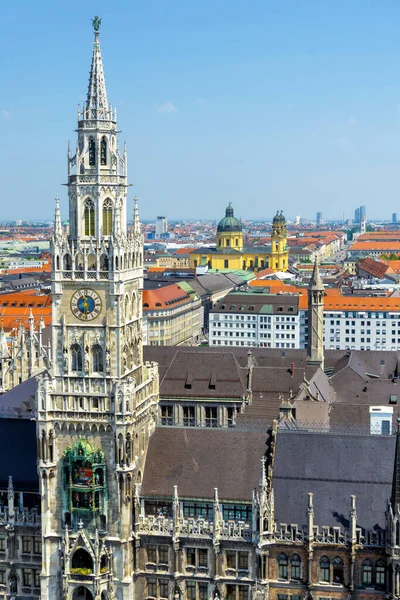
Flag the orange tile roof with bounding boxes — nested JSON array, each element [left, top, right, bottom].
[[255, 268, 275, 278], [174, 248, 197, 255], [0, 291, 52, 331], [358, 231, 400, 239], [350, 241, 400, 251], [382, 260, 400, 272], [323, 296, 400, 311], [142, 284, 192, 310]]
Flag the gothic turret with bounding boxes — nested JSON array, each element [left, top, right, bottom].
[[306, 257, 324, 369]]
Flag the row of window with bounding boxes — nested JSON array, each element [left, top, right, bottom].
[[0, 536, 41, 554], [277, 553, 385, 587], [211, 341, 296, 348], [144, 503, 251, 522], [147, 579, 250, 600], [161, 405, 235, 428], [0, 568, 40, 588]]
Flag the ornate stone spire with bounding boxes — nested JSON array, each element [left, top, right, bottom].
[[133, 196, 140, 234], [85, 22, 110, 120], [54, 195, 62, 237], [310, 256, 324, 291], [307, 256, 325, 368]]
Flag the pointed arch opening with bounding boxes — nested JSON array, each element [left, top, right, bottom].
[[72, 548, 93, 573], [73, 586, 94, 600], [63, 254, 72, 270], [102, 198, 113, 235], [87, 253, 96, 270], [84, 198, 95, 237], [100, 137, 107, 165], [71, 344, 82, 372], [75, 253, 84, 271], [92, 344, 104, 373], [100, 253, 109, 271], [88, 137, 96, 167]]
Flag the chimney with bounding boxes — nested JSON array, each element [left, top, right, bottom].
[[291, 362, 295, 377]]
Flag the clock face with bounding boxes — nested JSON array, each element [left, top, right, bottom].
[[71, 289, 102, 321]]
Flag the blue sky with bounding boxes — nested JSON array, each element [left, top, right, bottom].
[[2, 1, 400, 222]]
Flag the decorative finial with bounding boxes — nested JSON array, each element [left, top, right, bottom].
[[92, 15, 102, 32]]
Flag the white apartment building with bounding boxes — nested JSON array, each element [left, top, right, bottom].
[[209, 293, 301, 349], [210, 292, 400, 352]]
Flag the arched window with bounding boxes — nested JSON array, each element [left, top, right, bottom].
[[84, 198, 95, 237], [291, 554, 301, 580], [333, 557, 344, 584], [92, 345, 104, 372], [100, 137, 107, 165], [376, 560, 385, 589], [278, 553, 288, 579], [71, 344, 82, 372], [89, 137, 96, 166], [102, 199, 113, 235], [71, 548, 93, 572], [362, 560, 373, 586], [320, 556, 330, 582]]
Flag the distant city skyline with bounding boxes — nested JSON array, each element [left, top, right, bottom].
[[3, 1, 400, 221]]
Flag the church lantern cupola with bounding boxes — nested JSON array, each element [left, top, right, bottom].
[[216, 203, 244, 250]]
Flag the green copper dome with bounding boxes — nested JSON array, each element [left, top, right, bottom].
[[273, 210, 286, 224], [217, 203, 242, 233]]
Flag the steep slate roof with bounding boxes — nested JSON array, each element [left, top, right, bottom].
[[141, 427, 267, 501], [0, 419, 38, 491], [157, 350, 247, 399], [0, 376, 38, 417], [212, 293, 300, 315], [273, 431, 395, 531]]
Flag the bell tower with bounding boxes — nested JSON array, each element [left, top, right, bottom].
[[37, 17, 159, 600]]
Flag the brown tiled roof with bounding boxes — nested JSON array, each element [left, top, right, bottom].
[[358, 257, 389, 279], [142, 284, 191, 310]]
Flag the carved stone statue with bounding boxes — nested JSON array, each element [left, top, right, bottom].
[[63, 347, 68, 373]]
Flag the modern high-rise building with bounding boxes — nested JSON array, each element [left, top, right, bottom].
[[355, 205, 366, 224], [155, 215, 168, 238], [316, 211, 324, 226], [393, 213, 398, 224]]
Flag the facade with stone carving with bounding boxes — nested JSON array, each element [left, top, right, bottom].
[[2, 17, 400, 600]]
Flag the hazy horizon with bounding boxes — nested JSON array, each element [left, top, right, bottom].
[[2, 1, 400, 222]]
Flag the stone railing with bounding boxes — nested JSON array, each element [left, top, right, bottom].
[[0, 508, 41, 526], [274, 523, 385, 548], [137, 515, 252, 541]]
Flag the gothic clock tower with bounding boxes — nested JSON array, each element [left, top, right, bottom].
[[37, 18, 159, 600]]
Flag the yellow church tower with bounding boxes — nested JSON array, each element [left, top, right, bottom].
[[216, 203, 244, 251], [270, 210, 288, 271]]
